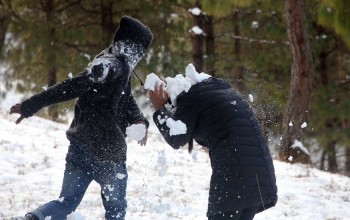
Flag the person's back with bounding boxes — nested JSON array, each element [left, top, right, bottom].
[[150, 74, 277, 220]]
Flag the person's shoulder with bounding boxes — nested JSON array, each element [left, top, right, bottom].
[[85, 55, 121, 82]]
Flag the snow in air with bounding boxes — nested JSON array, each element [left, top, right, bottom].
[[291, 139, 310, 155]]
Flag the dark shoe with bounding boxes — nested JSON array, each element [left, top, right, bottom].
[[24, 213, 39, 220]]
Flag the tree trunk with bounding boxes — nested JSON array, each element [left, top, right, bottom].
[[204, 15, 215, 76], [0, 14, 8, 53], [43, 0, 58, 121], [326, 140, 337, 173], [100, 0, 115, 46], [345, 147, 350, 176], [232, 11, 246, 95], [279, 0, 313, 164], [189, 0, 203, 73], [320, 149, 326, 170]]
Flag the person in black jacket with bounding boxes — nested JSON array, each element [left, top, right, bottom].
[[149, 66, 277, 220], [10, 16, 153, 220]]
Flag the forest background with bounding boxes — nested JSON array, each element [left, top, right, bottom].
[[0, 0, 349, 176]]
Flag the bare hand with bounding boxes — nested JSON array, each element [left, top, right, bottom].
[[149, 83, 169, 111], [10, 103, 25, 124]]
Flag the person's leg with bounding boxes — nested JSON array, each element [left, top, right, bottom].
[[27, 154, 92, 220], [94, 162, 128, 220]]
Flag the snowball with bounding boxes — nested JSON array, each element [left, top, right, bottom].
[[288, 156, 293, 161], [126, 124, 146, 141], [144, 73, 165, 91], [166, 118, 187, 136]]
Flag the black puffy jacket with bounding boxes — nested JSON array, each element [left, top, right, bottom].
[[153, 77, 277, 216]]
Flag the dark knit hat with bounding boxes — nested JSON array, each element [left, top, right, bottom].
[[113, 16, 153, 51]]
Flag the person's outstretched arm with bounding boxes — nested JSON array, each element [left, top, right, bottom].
[[149, 84, 199, 149]]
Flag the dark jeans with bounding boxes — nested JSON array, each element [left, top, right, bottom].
[[27, 144, 128, 220], [208, 207, 259, 220]]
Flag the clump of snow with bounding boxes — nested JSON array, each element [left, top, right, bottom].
[[289, 121, 293, 126], [251, 21, 259, 29], [164, 74, 192, 106], [301, 122, 307, 128], [190, 26, 204, 35], [117, 173, 126, 180], [188, 7, 202, 16], [185, 64, 211, 85], [166, 118, 187, 136], [163, 63, 211, 106], [248, 94, 254, 102], [291, 139, 310, 155], [68, 72, 73, 79], [144, 73, 164, 91], [126, 124, 146, 141]]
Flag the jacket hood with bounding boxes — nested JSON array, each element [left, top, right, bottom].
[[112, 16, 153, 69]]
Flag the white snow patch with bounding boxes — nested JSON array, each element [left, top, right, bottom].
[[301, 122, 307, 128], [144, 73, 164, 91], [190, 26, 204, 35], [291, 140, 309, 155], [126, 124, 146, 141], [117, 173, 126, 180], [86, 58, 112, 82], [166, 118, 187, 136], [188, 7, 202, 16]]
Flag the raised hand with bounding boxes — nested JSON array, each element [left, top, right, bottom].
[[149, 83, 169, 111]]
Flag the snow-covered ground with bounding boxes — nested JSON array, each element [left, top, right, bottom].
[[1, 103, 350, 219]]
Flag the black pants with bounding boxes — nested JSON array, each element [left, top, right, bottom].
[[208, 207, 259, 220]]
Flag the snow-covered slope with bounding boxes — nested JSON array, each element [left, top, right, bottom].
[[1, 108, 350, 220]]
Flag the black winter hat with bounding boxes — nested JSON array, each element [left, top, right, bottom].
[[113, 16, 153, 51]]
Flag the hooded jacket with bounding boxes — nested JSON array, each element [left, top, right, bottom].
[[20, 16, 153, 163], [153, 77, 277, 216]]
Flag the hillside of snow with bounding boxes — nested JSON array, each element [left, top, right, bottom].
[[1, 103, 350, 219]]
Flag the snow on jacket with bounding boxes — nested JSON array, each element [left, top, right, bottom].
[[153, 77, 278, 216], [20, 16, 152, 163]]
